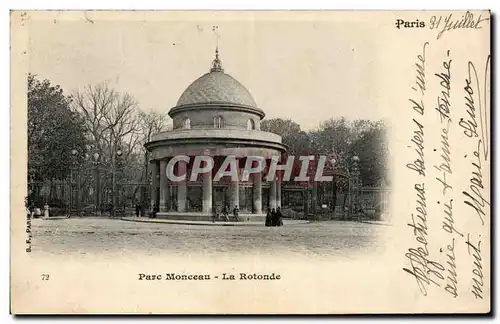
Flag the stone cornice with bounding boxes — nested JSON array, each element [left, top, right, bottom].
[[168, 102, 266, 119]]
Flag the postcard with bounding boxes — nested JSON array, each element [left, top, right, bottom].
[[10, 10, 490, 314]]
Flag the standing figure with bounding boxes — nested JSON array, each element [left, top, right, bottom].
[[222, 205, 229, 221], [43, 203, 49, 219], [212, 205, 217, 223], [233, 205, 240, 222], [271, 208, 277, 226], [135, 202, 140, 217], [265, 208, 272, 227], [276, 206, 283, 227], [29, 201, 35, 218], [153, 204, 158, 218]]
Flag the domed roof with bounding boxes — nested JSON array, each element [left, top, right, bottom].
[[173, 48, 261, 112], [176, 71, 258, 108]]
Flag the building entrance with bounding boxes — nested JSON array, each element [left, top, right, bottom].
[[213, 186, 228, 210]]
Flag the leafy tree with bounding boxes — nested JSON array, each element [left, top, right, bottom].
[[28, 74, 87, 182], [261, 118, 301, 137], [350, 120, 389, 186], [261, 118, 311, 155], [262, 117, 388, 188]]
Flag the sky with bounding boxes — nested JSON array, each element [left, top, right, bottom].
[[26, 11, 389, 131]]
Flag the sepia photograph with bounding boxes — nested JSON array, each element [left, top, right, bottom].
[[10, 10, 490, 314], [24, 17, 390, 258]]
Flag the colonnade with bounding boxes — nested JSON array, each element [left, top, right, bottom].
[[149, 159, 281, 214]]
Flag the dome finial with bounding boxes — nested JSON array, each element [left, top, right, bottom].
[[211, 46, 223, 72], [211, 25, 223, 72]]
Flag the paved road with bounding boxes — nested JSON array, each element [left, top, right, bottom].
[[30, 218, 387, 258]]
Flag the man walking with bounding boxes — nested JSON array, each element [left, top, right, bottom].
[[222, 205, 229, 222], [233, 205, 240, 222]]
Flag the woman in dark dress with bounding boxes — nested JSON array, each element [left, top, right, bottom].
[[276, 207, 283, 227], [271, 208, 277, 226], [265, 208, 272, 227]]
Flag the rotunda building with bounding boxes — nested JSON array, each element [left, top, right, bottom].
[[145, 50, 287, 221]]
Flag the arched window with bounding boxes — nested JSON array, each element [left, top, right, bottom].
[[214, 116, 223, 129], [183, 118, 191, 129], [247, 119, 255, 130]]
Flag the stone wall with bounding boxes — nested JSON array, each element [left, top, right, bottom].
[[172, 108, 261, 131]]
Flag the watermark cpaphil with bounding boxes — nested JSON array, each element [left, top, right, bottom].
[[163, 154, 338, 183]]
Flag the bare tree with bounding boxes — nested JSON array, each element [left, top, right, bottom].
[[132, 110, 169, 203], [72, 82, 115, 157], [72, 82, 140, 157], [72, 82, 141, 211], [138, 110, 169, 176], [102, 91, 140, 161]]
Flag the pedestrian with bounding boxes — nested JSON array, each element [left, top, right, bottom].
[[149, 204, 154, 218], [29, 201, 35, 218], [233, 205, 240, 222], [135, 202, 140, 217], [265, 208, 272, 227], [153, 204, 158, 218], [212, 206, 217, 223], [271, 208, 276, 227], [221, 205, 228, 221], [276, 206, 283, 227], [43, 202, 49, 219]]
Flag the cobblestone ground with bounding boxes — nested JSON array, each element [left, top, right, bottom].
[[30, 218, 387, 258]]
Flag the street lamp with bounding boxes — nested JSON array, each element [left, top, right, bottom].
[[113, 147, 123, 217], [351, 155, 361, 218], [69, 149, 77, 217], [70, 149, 81, 216], [93, 152, 100, 216]]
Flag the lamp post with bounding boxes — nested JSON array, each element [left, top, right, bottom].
[[351, 155, 361, 219], [307, 138, 317, 221], [71, 148, 83, 217], [70, 149, 77, 217], [113, 147, 123, 217], [93, 152, 100, 216], [146, 170, 152, 217]]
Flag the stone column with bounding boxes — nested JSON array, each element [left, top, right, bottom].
[[159, 159, 168, 212], [230, 164, 239, 209], [202, 169, 212, 214], [269, 179, 277, 210], [252, 172, 262, 214], [177, 160, 187, 212], [277, 180, 281, 208], [150, 160, 159, 211]]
